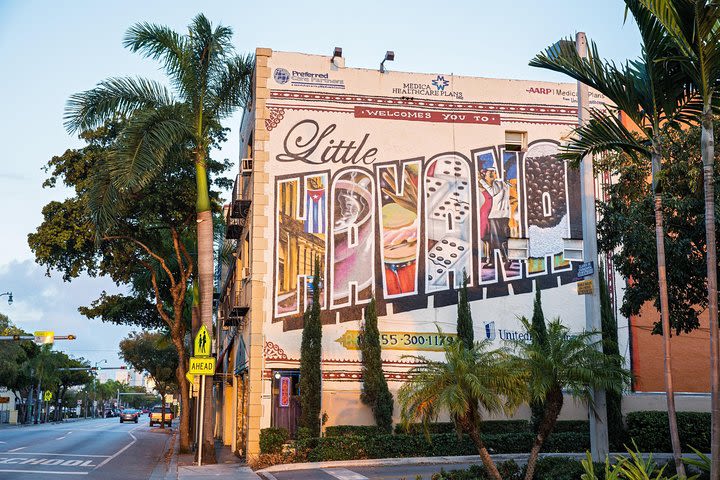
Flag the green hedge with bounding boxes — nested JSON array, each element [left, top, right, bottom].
[[626, 411, 711, 453], [391, 420, 587, 436], [302, 430, 590, 461], [432, 460, 522, 480], [394, 422, 456, 435], [553, 420, 589, 433], [259, 427, 289, 454], [325, 425, 387, 437]]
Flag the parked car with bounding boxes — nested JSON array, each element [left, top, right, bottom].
[[149, 405, 173, 427], [119, 409, 138, 424]]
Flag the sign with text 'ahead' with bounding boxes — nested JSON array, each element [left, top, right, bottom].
[[189, 357, 216, 376]]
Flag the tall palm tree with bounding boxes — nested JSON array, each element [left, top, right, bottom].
[[398, 339, 527, 480], [510, 318, 629, 480], [529, 2, 699, 474], [63, 14, 253, 463], [635, 4, 720, 477]]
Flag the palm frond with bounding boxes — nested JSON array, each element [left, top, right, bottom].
[[559, 109, 650, 164], [87, 155, 126, 236], [210, 53, 255, 118], [65, 77, 173, 133], [122, 22, 194, 101], [111, 104, 192, 191]]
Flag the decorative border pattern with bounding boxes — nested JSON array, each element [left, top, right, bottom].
[[269, 90, 578, 116], [263, 341, 288, 360]]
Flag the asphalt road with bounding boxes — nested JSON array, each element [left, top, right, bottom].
[[263, 463, 477, 480], [0, 415, 173, 479]]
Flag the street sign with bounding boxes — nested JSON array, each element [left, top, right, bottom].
[[577, 261, 594, 278], [0, 397, 9, 404], [193, 325, 211, 357], [33, 331, 54, 345], [188, 356, 216, 375], [43, 391, 53, 402], [77, 399, 82, 405], [185, 372, 195, 384], [577, 279, 593, 295]]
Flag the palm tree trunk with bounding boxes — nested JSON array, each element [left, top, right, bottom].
[[524, 385, 563, 480], [467, 426, 502, 480], [700, 103, 720, 480], [652, 149, 687, 478], [195, 151, 216, 464]]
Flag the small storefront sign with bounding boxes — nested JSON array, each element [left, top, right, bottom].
[[279, 377, 291, 407]]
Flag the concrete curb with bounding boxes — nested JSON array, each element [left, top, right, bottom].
[[257, 452, 688, 474]]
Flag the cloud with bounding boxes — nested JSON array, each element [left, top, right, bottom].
[[0, 259, 136, 366]]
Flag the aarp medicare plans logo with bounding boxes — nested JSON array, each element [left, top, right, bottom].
[[273, 68, 290, 84]]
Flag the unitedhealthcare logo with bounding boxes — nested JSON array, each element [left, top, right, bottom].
[[484, 322, 496, 341]]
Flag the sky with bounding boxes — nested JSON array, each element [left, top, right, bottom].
[[0, 0, 642, 367]]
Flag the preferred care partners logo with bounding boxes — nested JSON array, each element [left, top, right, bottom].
[[393, 74, 463, 99], [273, 67, 345, 90]]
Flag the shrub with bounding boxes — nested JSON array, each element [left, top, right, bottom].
[[395, 420, 530, 436], [259, 427, 289, 455], [306, 435, 369, 462], [530, 456, 602, 480], [482, 420, 531, 434], [325, 425, 386, 437], [395, 422, 457, 435], [626, 411, 711, 452], [432, 460, 521, 480], [553, 420, 589, 433]]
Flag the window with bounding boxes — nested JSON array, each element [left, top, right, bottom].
[[505, 130, 528, 152]]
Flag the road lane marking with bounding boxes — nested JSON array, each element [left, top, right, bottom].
[[0, 453, 109, 457], [0, 457, 97, 466], [323, 468, 369, 480], [92, 429, 137, 470], [0, 469, 88, 475], [56, 432, 72, 440], [8, 447, 26, 452]]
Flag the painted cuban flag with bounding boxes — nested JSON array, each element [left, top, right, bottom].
[[305, 188, 326, 234]]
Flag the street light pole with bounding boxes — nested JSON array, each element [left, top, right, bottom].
[[93, 359, 107, 418], [576, 31, 609, 459]]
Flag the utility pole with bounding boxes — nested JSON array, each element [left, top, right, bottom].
[[576, 31, 609, 458]]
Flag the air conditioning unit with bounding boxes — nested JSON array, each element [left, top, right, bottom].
[[241, 158, 253, 176], [241, 267, 251, 280], [504, 131, 528, 152]]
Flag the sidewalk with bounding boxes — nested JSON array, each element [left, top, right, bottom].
[[0, 416, 99, 429], [256, 452, 685, 476], [159, 434, 259, 480]]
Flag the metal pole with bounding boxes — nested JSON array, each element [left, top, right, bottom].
[[198, 375, 205, 467], [195, 384, 200, 450], [576, 31, 609, 458]]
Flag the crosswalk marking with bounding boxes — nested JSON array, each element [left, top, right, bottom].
[[323, 468, 369, 480]]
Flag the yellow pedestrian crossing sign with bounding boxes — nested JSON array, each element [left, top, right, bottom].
[[189, 356, 216, 376], [43, 391, 52, 402], [194, 325, 211, 357]]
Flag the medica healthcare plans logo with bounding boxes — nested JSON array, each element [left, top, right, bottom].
[[273, 67, 345, 89]]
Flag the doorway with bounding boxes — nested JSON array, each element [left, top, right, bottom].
[[270, 370, 301, 438]]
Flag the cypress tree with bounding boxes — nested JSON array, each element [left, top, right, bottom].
[[359, 297, 394, 432], [599, 264, 626, 450], [530, 287, 548, 433], [456, 270, 474, 349], [299, 259, 323, 437]]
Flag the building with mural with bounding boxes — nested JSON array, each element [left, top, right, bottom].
[[213, 48, 709, 457]]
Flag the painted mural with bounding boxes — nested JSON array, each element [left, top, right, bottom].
[[264, 52, 587, 341], [271, 133, 581, 328]]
